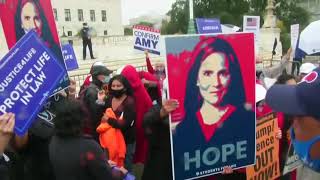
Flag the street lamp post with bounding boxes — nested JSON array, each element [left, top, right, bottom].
[[187, 0, 196, 34]]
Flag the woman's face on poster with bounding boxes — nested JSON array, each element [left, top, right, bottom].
[[197, 53, 230, 106], [20, 2, 42, 36]]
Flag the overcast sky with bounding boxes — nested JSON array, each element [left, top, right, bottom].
[[121, 0, 176, 25]]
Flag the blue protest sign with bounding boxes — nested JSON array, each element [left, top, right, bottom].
[[196, 18, 222, 34], [62, 44, 79, 71], [0, 31, 67, 135]]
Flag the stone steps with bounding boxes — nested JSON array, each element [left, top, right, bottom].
[[68, 55, 164, 76]]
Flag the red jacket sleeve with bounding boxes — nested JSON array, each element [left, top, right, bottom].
[[146, 57, 155, 74]]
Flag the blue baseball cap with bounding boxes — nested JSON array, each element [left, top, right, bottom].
[[266, 67, 320, 119]]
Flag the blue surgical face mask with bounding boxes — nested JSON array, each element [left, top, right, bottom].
[[291, 128, 320, 172]]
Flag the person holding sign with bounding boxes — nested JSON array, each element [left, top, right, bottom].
[[266, 67, 320, 180], [173, 37, 255, 179], [142, 99, 179, 180], [0, 113, 15, 180]]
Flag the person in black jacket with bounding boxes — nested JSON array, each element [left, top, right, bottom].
[[99, 75, 136, 172], [49, 99, 125, 180], [83, 66, 112, 140], [142, 99, 179, 180], [81, 23, 95, 60], [0, 113, 15, 180]]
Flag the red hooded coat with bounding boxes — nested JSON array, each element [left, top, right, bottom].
[[121, 65, 153, 163]]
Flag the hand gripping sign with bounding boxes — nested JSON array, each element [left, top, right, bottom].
[[0, 31, 66, 135]]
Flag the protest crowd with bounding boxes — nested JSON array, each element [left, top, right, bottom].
[[0, 1, 320, 179], [1, 47, 320, 180]]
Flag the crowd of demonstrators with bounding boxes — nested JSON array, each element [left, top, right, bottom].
[[1, 46, 320, 180]]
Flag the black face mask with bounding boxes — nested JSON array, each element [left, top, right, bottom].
[[110, 89, 126, 98]]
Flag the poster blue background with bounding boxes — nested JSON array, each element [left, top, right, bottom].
[[165, 35, 256, 180], [0, 31, 66, 135], [62, 44, 79, 71], [196, 18, 222, 34]]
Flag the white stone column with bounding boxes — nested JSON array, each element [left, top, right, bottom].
[[189, 0, 194, 20]]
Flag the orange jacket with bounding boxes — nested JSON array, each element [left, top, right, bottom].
[[96, 108, 126, 167]]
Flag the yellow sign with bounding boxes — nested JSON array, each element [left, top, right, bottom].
[[246, 113, 280, 180]]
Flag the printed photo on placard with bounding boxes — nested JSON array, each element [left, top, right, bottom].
[[165, 33, 256, 180], [0, 0, 69, 94]]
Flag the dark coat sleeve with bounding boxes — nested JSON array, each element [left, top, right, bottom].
[[143, 105, 169, 137], [0, 155, 9, 180], [108, 97, 136, 131], [84, 86, 106, 126], [143, 105, 161, 128], [86, 142, 123, 180]]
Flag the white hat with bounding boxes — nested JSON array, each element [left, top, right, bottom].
[[256, 84, 267, 103], [92, 61, 104, 67], [263, 77, 277, 89], [300, 63, 317, 75]]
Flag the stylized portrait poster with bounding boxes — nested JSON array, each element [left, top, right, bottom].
[[0, 0, 69, 94], [165, 33, 256, 179]]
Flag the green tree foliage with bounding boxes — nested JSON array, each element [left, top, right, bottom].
[[124, 28, 133, 36], [194, 0, 250, 26], [136, 21, 154, 27], [165, 0, 189, 34], [162, 0, 310, 52], [162, 0, 250, 34]]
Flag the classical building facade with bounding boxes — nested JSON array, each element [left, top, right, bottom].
[[51, 0, 124, 37]]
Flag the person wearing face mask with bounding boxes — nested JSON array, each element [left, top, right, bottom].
[[82, 66, 112, 141], [266, 67, 320, 180], [97, 75, 136, 172]]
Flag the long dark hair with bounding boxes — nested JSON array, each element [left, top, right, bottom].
[[184, 37, 246, 117], [15, 0, 58, 49], [108, 75, 134, 96], [275, 73, 296, 85], [54, 99, 88, 137]]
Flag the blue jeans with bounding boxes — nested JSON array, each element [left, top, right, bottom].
[[125, 143, 136, 172]]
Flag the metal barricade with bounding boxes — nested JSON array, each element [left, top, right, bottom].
[[259, 59, 302, 76], [69, 65, 149, 93]]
